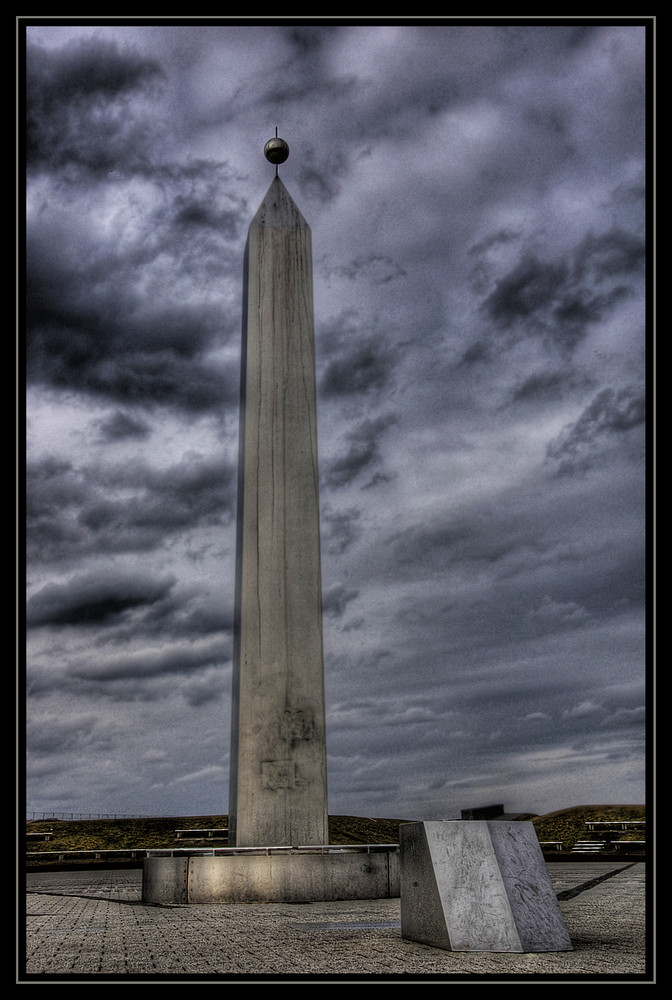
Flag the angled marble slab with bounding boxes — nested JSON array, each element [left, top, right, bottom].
[[400, 821, 573, 952]]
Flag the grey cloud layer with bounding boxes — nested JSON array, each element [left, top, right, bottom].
[[26, 37, 247, 417], [23, 21, 649, 820], [27, 452, 236, 563]]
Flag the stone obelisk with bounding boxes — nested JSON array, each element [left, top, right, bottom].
[[228, 134, 329, 848]]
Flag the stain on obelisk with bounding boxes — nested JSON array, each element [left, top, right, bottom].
[[228, 136, 329, 848]]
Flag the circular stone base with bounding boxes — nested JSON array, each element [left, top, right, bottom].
[[142, 845, 399, 904]]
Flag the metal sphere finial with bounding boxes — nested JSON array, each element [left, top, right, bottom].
[[264, 128, 289, 169]]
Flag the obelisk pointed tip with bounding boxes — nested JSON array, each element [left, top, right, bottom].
[[251, 172, 308, 231]]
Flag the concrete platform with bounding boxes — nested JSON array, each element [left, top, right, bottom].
[[22, 862, 651, 981], [142, 845, 399, 904]]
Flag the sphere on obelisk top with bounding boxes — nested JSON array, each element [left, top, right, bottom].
[[264, 129, 290, 166]]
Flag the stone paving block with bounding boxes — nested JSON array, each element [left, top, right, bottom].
[[23, 863, 647, 978]]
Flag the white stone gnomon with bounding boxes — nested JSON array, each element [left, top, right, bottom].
[[400, 821, 573, 952], [228, 174, 329, 849]]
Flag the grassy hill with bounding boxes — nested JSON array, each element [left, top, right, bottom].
[[25, 814, 406, 858], [25, 805, 645, 866]]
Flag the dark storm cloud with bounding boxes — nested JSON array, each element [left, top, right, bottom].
[[321, 505, 362, 555], [178, 594, 234, 636], [68, 636, 227, 682], [26, 456, 90, 563], [322, 581, 360, 618], [96, 410, 152, 442], [323, 413, 396, 489], [26, 36, 165, 175], [484, 254, 568, 327], [317, 308, 399, 400], [27, 455, 86, 516], [390, 512, 520, 576], [26, 569, 176, 628], [546, 384, 645, 470], [385, 468, 645, 632], [26, 222, 241, 413], [321, 254, 407, 285], [573, 227, 646, 281], [509, 369, 592, 405], [320, 341, 395, 398], [28, 714, 102, 756], [461, 223, 644, 369], [481, 229, 643, 353], [25, 36, 247, 417], [135, 585, 234, 640], [172, 199, 242, 240], [296, 145, 352, 203], [78, 455, 236, 547], [326, 637, 646, 777], [457, 338, 492, 368], [26, 453, 237, 563], [181, 669, 228, 708], [467, 229, 522, 296]]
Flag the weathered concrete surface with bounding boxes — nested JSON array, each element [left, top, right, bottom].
[[400, 821, 572, 953], [142, 855, 189, 905], [23, 863, 650, 979], [229, 176, 328, 849], [142, 848, 399, 904]]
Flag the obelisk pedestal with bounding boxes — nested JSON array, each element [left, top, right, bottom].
[[228, 174, 329, 848]]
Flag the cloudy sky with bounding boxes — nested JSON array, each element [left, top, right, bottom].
[[22, 19, 651, 822]]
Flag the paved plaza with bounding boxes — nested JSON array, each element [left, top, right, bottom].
[[21, 861, 652, 981]]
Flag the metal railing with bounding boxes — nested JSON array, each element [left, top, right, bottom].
[[147, 843, 400, 857], [26, 849, 148, 862], [26, 843, 400, 864], [26, 812, 147, 821]]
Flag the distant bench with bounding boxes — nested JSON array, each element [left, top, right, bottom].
[[572, 820, 646, 853], [26, 831, 52, 842], [585, 820, 644, 832], [612, 840, 645, 851], [572, 839, 644, 853], [539, 841, 563, 851], [174, 829, 228, 840]]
